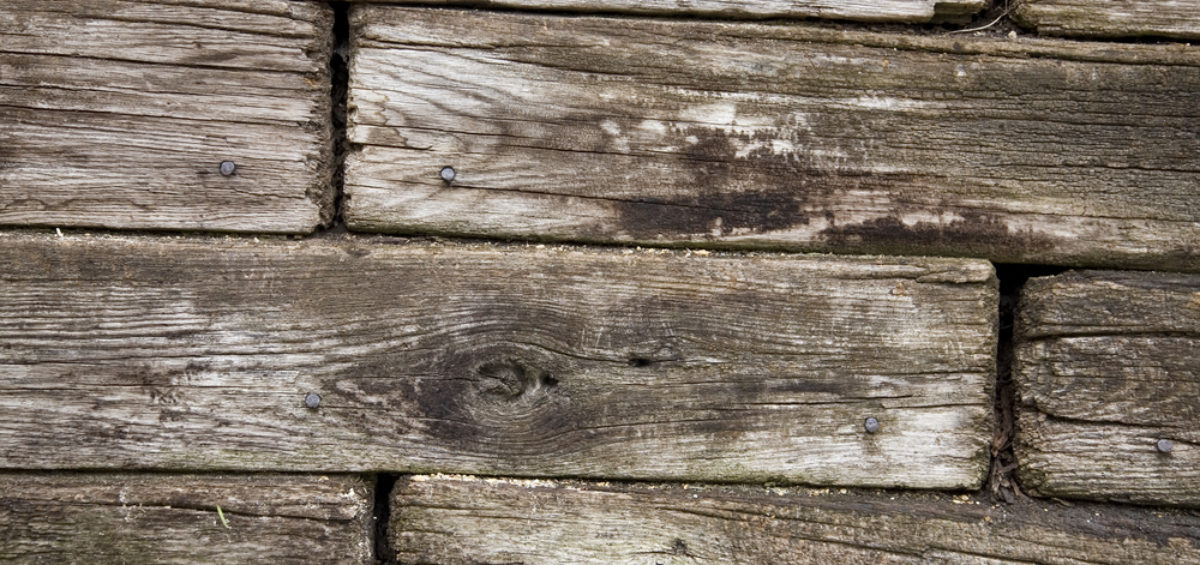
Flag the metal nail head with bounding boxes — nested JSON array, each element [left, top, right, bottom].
[[1157, 438, 1174, 454], [439, 166, 456, 183], [864, 417, 880, 434], [219, 161, 237, 176], [304, 393, 321, 409]]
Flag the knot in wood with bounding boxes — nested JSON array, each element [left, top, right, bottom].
[[476, 360, 547, 400]]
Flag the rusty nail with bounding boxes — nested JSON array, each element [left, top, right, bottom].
[[219, 161, 237, 176], [864, 417, 880, 434], [439, 166, 456, 183], [1157, 438, 1173, 454], [304, 393, 321, 409]]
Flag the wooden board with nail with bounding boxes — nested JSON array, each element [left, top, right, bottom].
[[0, 0, 335, 233], [344, 7, 1200, 271], [0, 474, 374, 563], [389, 475, 1200, 564], [1015, 0, 1200, 39], [1014, 271, 1200, 507], [0, 233, 996, 488], [337, 0, 986, 23]]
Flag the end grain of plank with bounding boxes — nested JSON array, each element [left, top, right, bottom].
[[345, 8, 1200, 271], [1015, 0, 1200, 39], [0, 233, 996, 488], [340, 0, 986, 23], [0, 0, 335, 233], [390, 475, 1200, 564], [1015, 271, 1200, 507], [0, 473, 374, 564]]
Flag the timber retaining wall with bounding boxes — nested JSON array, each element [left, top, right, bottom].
[[1, 1, 1197, 562]]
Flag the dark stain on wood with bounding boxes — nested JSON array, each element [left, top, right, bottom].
[[607, 125, 919, 238], [821, 212, 1056, 255], [348, 9, 1199, 270]]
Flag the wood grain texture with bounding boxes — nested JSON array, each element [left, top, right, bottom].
[[0, 233, 996, 488], [0, 473, 373, 564], [0, 0, 334, 233], [339, 0, 986, 23], [1015, 271, 1200, 507], [1016, 0, 1200, 39], [390, 475, 1200, 564], [345, 7, 1200, 271]]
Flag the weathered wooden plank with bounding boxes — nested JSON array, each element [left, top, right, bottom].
[[1015, 271, 1200, 507], [0, 233, 996, 488], [345, 8, 1200, 271], [390, 475, 1200, 564], [1016, 0, 1200, 39], [0, 473, 373, 563], [0, 0, 334, 233], [339, 0, 986, 23]]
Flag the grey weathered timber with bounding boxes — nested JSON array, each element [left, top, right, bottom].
[[0, 473, 373, 564], [339, 0, 986, 23], [0, 233, 996, 488], [0, 0, 334, 233], [1016, 0, 1200, 39], [391, 475, 1200, 564], [1015, 271, 1200, 507], [345, 8, 1200, 271]]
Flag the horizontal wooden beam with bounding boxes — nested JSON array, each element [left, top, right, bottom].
[[390, 475, 1200, 563], [1015, 271, 1200, 507], [0, 233, 995, 488], [0, 0, 334, 233], [345, 7, 1200, 271], [1016, 0, 1200, 39], [337, 0, 986, 23], [0, 473, 373, 563]]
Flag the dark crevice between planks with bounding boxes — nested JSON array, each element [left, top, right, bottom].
[[374, 473, 399, 565], [326, 1, 351, 233], [989, 263, 1068, 504]]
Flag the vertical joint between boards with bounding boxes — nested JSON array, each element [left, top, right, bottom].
[[324, 2, 351, 232], [373, 473, 400, 564], [989, 263, 1069, 503]]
